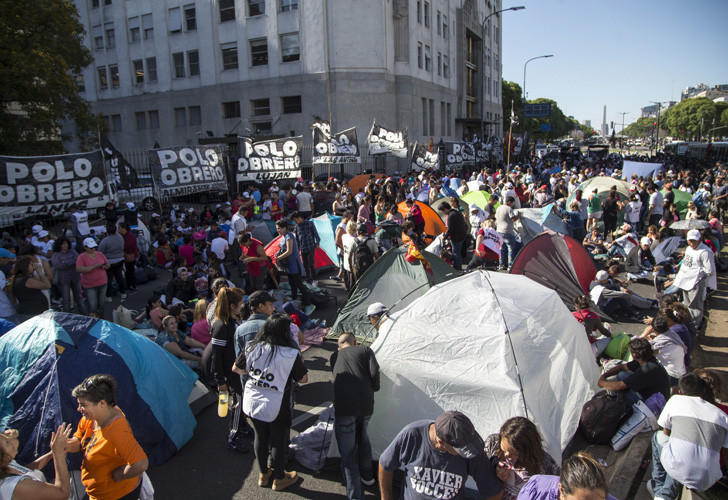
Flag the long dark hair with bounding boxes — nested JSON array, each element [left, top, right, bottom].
[[498, 417, 545, 475], [250, 313, 298, 365]]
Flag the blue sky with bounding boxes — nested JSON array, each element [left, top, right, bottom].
[[501, 0, 728, 132]]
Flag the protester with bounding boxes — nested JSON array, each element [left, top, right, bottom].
[[156, 314, 204, 368], [98, 223, 127, 301], [330, 332, 380, 500], [669, 229, 716, 327], [118, 223, 138, 293], [495, 196, 521, 270], [597, 337, 671, 403], [190, 299, 211, 345], [291, 211, 321, 283], [10, 255, 50, 322], [439, 201, 468, 270], [239, 233, 268, 293], [67, 374, 148, 500], [50, 237, 86, 315], [165, 266, 196, 305], [517, 453, 617, 500], [275, 219, 308, 304], [571, 294, 612, 357]]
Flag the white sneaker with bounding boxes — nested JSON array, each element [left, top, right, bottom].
[[311, 280, 318, 287], [361, 477, 375, 486], [105, 297, 113, 302], [120, 293, 127, 299]]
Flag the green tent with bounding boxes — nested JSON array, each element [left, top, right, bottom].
[[329, 246, 457, 342], [566, 177, 631, 208], [461, 190, 496, 211], [430, 197, 472, 232], [662, 188, 691, 218]]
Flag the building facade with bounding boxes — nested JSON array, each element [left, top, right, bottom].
[[68, 0, 504, 156]]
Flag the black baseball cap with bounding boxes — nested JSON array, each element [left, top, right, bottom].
[[249, 291, 274, 309], [434, 411, 484, 459]]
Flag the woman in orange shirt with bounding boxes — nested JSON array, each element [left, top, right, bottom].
[[66, 374, 148, 500]]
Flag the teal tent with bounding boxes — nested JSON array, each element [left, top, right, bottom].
[[312, 213, 342, 267]]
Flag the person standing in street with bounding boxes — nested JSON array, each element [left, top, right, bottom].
[[98, 223, 127, 301], [670, 229, 716, 327], [330, 332, 380, 500], [292, 211, 320, 284], [438, 201, 468, 270], [495, 197, 521, 271]]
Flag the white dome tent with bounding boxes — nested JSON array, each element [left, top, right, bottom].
[[368, 271, 600, 463]]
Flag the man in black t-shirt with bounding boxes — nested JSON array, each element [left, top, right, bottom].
[[597, 337, 670, 403], [330, 333, 380, 499], [439, 201, 468, 270]]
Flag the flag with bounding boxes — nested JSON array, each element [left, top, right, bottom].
[[404, 244, 433, 275], [100, 132, 139, 191], [310, 116, 331, 141]]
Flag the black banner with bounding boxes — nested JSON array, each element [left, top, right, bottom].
[[0, 150, 108, 216], [148, 145, 227, 197], [100, 132, 138, 192], [443, 142, 476, 169], [367, 122, 408, 158], [236, 136, 302, 182], [313, 126, 360, 164], [410, 143, 439, 172]]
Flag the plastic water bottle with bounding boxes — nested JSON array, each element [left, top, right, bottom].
[[218, 391, 229, 418]]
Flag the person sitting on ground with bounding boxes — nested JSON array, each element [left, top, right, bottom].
[[165, 266, 197, 306], [571, 294, 612, 357], [597, 337, 671, 403], [190, 299, 211, 345], [648, 373, 728, 500], [517, 453, 617, 500], [155, 238, 175, 268], [467, 220, 503, 271], [142, 294, 168, 330], [625, 236, 657, 281], [10, 255, 50, 322], [639, 315, 687, 386], [589, 270, 638, 321], [484, 416, 560, 500], [605, 223, 638, 258], [582, 227, 606, 255], [156, 314, 204, 368]]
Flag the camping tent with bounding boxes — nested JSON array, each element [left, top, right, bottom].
[[653, 236, 681, 264], [466, 180, 484, 192], [461, 190, 496, 212], [430, 198, 472, 232], [397, 201, 447, 238], [312, 190, 337, 216], [368, 271, 600, 462], [0, 312, 198, 469], [415, 187, 433, 202], [312, 213, 342, 267], [516, 205, 569, 245], [347, 174, 385, 195], [661, 188, 691, 217], [509, 232, 597, 311], [248, 221, 275, 245], [265, 235, 335, 270], [622, 160, 663, 181], [329, 246, 456, 341], [566, 176, 632, 207]]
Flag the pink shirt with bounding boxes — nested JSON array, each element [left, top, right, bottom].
[[179, 244, 195, 266], [76, 251, 109, 288], [190, 319, 211, 345]]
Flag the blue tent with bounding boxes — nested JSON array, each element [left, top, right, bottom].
[[517, 204, 570, 245], [415, 188, 431, 202], [312, 213, 342, 267], [0, 312, 198, 470]]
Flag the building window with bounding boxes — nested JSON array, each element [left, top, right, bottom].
[[486, 78, 490, 96], [97, 66, 108, 90], [92, 25, 104, 49], [148, 110, 160, 129], [221, 43, 238, 70], [493, 78, 499, 99], [440, 101, 446, 136], [111, 114, 122, 132], [281, 95, 301, 114], [250, 38, 268, 66], [422, 98, 427, 135], [424, 2, 430, 28], [424, 45, 431, 71], [222, 101, 241, 118], [447, 103, 451, 135], [429, 99, 435, 136], [184, 4, 197, 30], [436, 11, 441, 35], [437, 52, 441, 76], [417, 43, 423, 69], [442, 15, 448, 38], [109, 64, 119, 88], [252, 122, 272, 134], [169, 7, 182, 33], [133, 60, 143, 83], [280, 33, 300, 62], [189, 106, 202, 125], [146, 57, 157, 82], [219, 0, 235, 22], [249, 0, 265, 16], [105, 23, 115, 48], [75, 74, 85, 92], [135, 111, 146, 130], [92, 0, 99, 8], [187, 50, 200, 76], [443, 55, 449, 78], [280, 0, 298, 12], [251, 98, 270, 116], [142, 14, 153, 40], [175, 107, 187, 127], [416, 1, 421, 24], [173, 52, 185, 78], [129, 17, 140, 42]]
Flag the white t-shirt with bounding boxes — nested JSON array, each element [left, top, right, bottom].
[[72, 210, 90, 236], [228, 213, 248, 244], [658, 394, 728, 491], [625, 200, 642, 223], [341, 233, 356, 272], [261, 200, 273, 220], [296, 191, 313, 211], [210, 237, 229, 260], [649, 191, 664, 215], [672, 244, 714, 291]]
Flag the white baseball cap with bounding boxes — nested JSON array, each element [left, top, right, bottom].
[[686, 229, 701, 241], [32, 225, 42, 234], [595, 270, 609, 281], [640, 237, 651, 246], [367, 302, 388, 317], [82, 238, 98, 248]]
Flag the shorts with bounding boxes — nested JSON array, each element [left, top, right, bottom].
[[588, 211, 602, 219]]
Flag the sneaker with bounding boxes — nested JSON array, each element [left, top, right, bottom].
[[105, 297, 113, 303], [311, 280, 319, 287], [120, 293, 127, 300], [646, 479, 655, 497], [361, 477, 376, 486], [332, 276, 343, 282], [272, 471, 298, 491], [227, 438, 249, 453], [127, 287, 137, 294]]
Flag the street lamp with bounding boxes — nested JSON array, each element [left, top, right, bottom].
[[479, 5, 524, 155], [617, 111, 629, 150], [522, 54, 553, 134]]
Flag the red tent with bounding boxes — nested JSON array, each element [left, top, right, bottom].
[[509, 232, 597, 310], [264, 235, 335, 270]]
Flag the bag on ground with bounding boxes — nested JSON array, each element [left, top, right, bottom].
[[604, 331, 630, 359], [579, 390, 633, 444]]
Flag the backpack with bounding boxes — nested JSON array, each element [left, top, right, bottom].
[[351, 237, 375, 279], [579, 390, 633, 444]]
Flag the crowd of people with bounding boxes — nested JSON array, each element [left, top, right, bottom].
[[0, 149, 727, 500]]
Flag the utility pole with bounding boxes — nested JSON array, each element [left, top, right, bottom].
[[617, 112, 629, 151]]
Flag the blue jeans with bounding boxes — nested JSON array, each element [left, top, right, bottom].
[[499, 233, 520, 269], [615, 370, 641, 404], [651, 431, 682, 500], [60, 282, 87, 315], [84, 284, 107, 313], [334, 415, 373, 500], [451, 239, 464, 270]]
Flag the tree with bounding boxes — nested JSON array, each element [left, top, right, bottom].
[[0, 0, 102, 155], [661, 98, 728, 140], [623, 117, 659, 138], [501, 80, 523, 132]]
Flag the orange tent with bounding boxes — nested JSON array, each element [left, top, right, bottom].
[[347, 173, 386, 195], [397, 200, 446, 238]]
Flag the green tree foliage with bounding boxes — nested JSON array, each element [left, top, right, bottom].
[[622, 116, 658, 138], [0, 0, 102, 155], [501, 80, 523, 130], [660, 98, 728, 140], [522, 98, 579, 140]]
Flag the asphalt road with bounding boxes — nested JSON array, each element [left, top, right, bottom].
[[107, 256, 659, 500]]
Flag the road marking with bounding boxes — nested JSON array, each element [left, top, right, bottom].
[[292, 401, 332, 427]]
